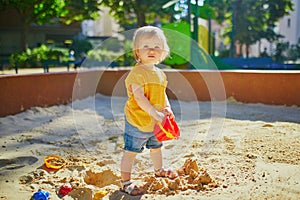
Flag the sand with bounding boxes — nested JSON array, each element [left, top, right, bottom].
[[0, 94, 300, 200]]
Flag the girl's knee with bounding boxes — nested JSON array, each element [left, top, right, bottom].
[[150, 147, 161, 152], [121, 151, 137, 173]]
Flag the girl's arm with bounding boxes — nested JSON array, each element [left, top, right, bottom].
[[131, 84, 164, 122], [163, 92, 174, 119]]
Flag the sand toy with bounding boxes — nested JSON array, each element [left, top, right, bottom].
[[154, 116, 180, 142], [44, 155, 65, 170], [31, 189, 50, 200]]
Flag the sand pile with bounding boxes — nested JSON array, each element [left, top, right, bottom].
[[84, 169, 119, 188], [18, 155, 217, 199], [143, 158, 217, 195], [17, 155, 120, 199]]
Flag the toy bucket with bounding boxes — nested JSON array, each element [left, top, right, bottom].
[[154, 116, 180, 142]]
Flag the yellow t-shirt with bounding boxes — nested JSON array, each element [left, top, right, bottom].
[[124, 65, 168, 132]]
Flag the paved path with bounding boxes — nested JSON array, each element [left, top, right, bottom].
[[1, 67, 72, 75]]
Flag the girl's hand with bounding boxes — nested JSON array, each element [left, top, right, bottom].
[[163, 107, 174, 120]]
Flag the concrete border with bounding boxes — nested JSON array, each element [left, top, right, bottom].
[[0, 69, 299, 117]]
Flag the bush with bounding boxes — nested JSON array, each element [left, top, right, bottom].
[[9, 51, 30, 68], [47, 48, 69, 62], [9, 45, 69, 68], [69, 39, 93, 58], [87, 49, 122, 62]]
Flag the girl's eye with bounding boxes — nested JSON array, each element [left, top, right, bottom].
[[141, 45, 161, 50]]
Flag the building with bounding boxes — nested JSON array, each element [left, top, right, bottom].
[[82, 7, 120, 38], [81, 7, 122, 48], [277, 0, 300, 45]]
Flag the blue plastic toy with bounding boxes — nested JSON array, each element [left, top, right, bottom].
[[31, 189, 50, 200]]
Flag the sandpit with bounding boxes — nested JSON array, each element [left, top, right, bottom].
[[0, 94, 300, 200]]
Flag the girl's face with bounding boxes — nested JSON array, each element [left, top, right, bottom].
[[137, 36, 164, 65]]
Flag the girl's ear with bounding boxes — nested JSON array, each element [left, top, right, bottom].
[[135, 50, 141, 62], [128, 84, 133, 92]]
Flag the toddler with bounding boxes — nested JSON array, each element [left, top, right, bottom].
[[121, 26, 178, 196]]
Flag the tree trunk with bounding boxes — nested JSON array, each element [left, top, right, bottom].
[[135, 0, 147, 27], [258, 40, 261, 56], [239, 43, 242, 57], [136, 11, 146, 27], [230, 0, 237, 57], [246, 43, 249, 58], [21, 23, 29, 51], [20, 14, 29, 51], [208, 16, 211, 54]]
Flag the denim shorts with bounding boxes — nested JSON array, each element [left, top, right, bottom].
[[123, 120, 162, 153]]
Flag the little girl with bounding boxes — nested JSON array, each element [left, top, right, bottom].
[[120, 26, 178, 196]]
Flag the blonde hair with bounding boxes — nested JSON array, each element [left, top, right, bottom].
[[132, 26, 170, 62]]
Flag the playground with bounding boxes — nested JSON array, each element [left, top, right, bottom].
[[1, 1, 299, 199]]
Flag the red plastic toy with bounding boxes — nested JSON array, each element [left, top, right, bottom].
[[154, 115, 180, 142], [59, 184, 72, 196]]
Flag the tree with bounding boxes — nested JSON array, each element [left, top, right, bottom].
[[206, 0, 293, 57], [0, 0, 100, 51], [61, 0, 101, 25], [274, 41, 289, 63], [100, 0, 175, 29]]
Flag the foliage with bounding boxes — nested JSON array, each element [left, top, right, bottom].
[[69, 39, 93, 58], [2, 0, 296, 68], [9, 45, 69, 68], [0, 0, 101, 25], [100, 0, 175, 28], [206, 0, 293, 57], [60, 0, 101, 25], [273, 41, 289, 63], [47, 48, 67, 61], [274, 38, 300, 63], [87, 49, 122, 62], [286, 44, 299, 62], [0, 0, 66, 24]]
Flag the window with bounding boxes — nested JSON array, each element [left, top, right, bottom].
[[287, 18, 291, 28]]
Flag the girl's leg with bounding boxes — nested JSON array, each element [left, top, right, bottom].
[[120, 150, 144, 195], [150, 148, 178, 179], [121, 150, 137, 182], [150, 147, 163, 171]]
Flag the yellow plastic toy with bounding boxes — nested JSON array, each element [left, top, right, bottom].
[[93, 190, 108, 199], [44, 155, 65, 170]]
